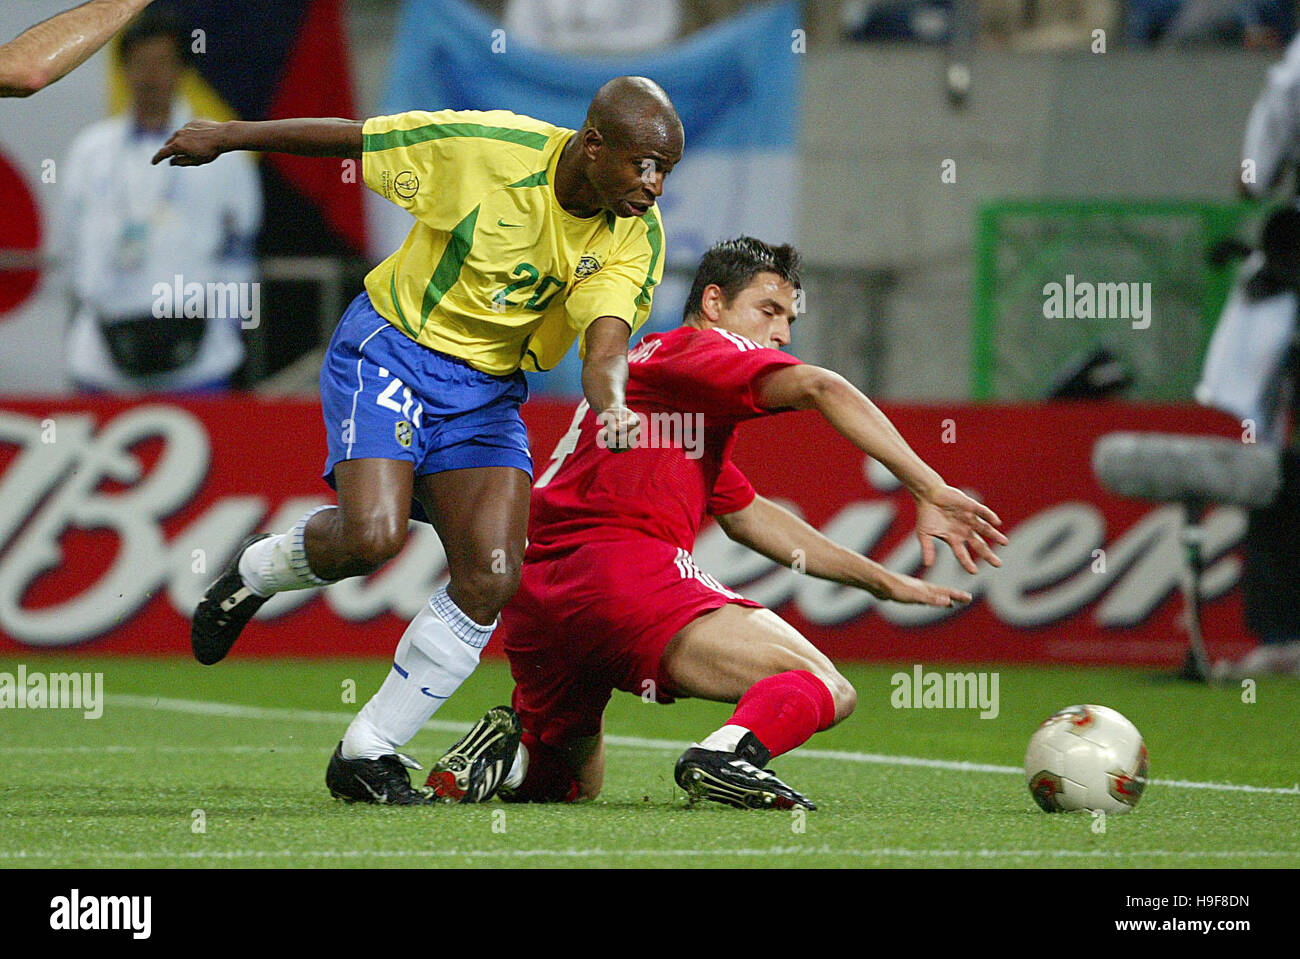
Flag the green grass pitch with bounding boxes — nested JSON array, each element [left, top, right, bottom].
[[1, 656, 1297, 868]]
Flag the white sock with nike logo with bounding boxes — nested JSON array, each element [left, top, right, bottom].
[[341, 586, 494, 761]]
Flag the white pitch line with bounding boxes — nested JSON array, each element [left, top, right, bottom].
[[0, 847, 1296, 862], [102, 694, 1300, 797], [105, 695, 407, 726], [609, 734, 1020, 774]]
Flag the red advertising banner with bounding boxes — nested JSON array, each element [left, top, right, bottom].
[[0, 397, 1248, 665]]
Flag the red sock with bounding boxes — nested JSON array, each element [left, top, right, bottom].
[[727, 670, 836, 760], [500, 729, 580, 804]]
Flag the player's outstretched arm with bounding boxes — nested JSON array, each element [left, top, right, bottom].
[[0, 0, 154, 98], [582, 316, 642, 452], [152, 118, 364, 167], [716, 495, 970, 606], [756, 364, 1007, 574]]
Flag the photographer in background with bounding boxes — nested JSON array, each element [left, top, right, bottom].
[[58, 8, 261, 393], [1199, 208, 1300, 678], [1198, 30, 1300, 677]]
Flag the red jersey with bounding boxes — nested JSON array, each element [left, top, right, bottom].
[[527, 325, 803, 559]]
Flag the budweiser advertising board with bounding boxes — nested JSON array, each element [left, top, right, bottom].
[[0, 398, 1249, 665]]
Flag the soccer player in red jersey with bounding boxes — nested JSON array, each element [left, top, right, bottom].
[[430, 237, 1007, 809]]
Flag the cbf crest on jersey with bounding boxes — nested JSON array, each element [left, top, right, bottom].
[[395, 421, 413, 448], [574, 256, 601, 280]]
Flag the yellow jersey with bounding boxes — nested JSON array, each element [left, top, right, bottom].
[[361, 108, 664, 376]]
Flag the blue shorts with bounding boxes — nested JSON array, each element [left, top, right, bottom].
[[320, 292, 532, 523]]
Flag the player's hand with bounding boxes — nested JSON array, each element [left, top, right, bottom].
[[152, 120, 228, 167], [868, 569, 972, 607], [915, 484, 1007, 574], [596, 405, 642, 452]]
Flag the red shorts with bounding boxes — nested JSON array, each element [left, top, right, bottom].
[[502, 537, 761, 747]]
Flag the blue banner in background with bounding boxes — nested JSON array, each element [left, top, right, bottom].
[[371, 0, 801, 395]]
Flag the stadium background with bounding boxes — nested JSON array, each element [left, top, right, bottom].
[[0, 0, 1274, 667]]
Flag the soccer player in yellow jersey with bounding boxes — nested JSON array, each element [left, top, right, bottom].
[[1, 0, 155, 97], [153, 76, 684, 804]]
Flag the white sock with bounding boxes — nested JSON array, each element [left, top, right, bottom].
[[239, 506, 334, 597], [698, 724, 750, 753], [341, 586, 495, 760], [503, 742, 529, 790]]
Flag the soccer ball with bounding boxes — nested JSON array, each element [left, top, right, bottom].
[[1024, 704, 1149, 814]]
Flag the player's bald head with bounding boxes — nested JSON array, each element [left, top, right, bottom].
[[584, 76, 683, 155], [560, 77, 682, 219]]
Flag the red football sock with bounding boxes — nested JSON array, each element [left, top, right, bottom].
[[500, 729, 580, 804], [727, 670, 836, 760]]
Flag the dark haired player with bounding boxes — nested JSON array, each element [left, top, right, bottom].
[[1, 0, 156, 98], [154, 77, 684, 804], [431, 237, 1006, 809]]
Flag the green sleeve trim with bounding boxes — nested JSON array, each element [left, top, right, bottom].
[[634, 209, 663, 310], [506, 170, 548, 189], [419, 206, 481, 331], [523, 347, 552, 372], [389, 268, 419, 339], [364, 122, 549, 153]]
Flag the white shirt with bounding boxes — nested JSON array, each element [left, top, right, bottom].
[[1196, 254, 1298, 446], [1242, 32, 1300, 197], [57, 103, 262, 391]]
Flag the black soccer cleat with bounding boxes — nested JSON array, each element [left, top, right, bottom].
[[190, 533, 272, 665], [325, 742, 436, 806], [675, 746, 816, 811], [425, 706, 522, 803]]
